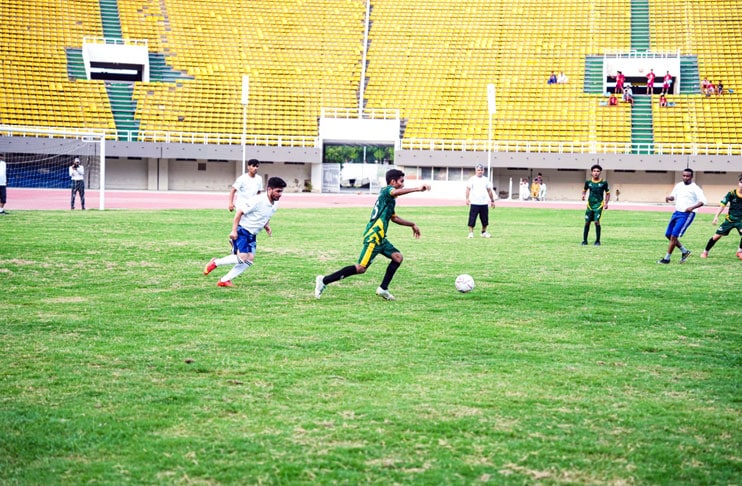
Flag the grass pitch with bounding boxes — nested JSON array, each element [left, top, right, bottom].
[[1, 206, 740, 484]]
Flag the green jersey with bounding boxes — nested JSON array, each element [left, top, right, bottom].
[[584, 179, 610, 210], [363, 185, 396, 244], [720, 188, 742, 222]]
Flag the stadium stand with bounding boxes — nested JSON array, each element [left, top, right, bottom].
[[1, 0, 740, 153]]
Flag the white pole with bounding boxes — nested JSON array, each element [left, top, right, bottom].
[[487, 84, 496, 185], [99, 134, 105, 211], [508, 177, 513, 200], [241, 75, 249, 174]]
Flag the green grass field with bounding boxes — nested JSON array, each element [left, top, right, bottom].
[[1, 206, 740, 484]]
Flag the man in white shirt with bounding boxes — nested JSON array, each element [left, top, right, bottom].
[[69, 157, 85, 210], [0, 154, 7, 215], [228, 159, 263, 211], [465, 164, 497, 238], [204, 176, 287, 287], [658, 168, 707, 264]]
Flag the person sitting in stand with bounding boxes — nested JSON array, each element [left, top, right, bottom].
[[659, 94, 668, 107], [622, 84, 634, 105], [717, 80, 724, 95], [557, 71, 568, 84], [547, 71, 557, 85], [609, 93, 618, 106]]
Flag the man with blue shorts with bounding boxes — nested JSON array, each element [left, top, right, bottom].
[[657, 168, 707, 264], [204, 176, 287, 287]]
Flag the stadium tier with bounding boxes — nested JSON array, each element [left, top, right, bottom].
[[1, 0, 741, 150]]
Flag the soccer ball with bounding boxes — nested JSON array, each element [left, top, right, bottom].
[[455, 274, 475, 293]]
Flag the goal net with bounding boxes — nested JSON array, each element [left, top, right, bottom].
[[0, 125, 106, 210]]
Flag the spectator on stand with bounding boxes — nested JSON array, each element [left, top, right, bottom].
[[662, 71, 673, 95], [547, 72, 557, 85], [646, 68, 656, 95], [614, 71, 625, 94], [659, 94, 668, 107], [557, 71, 568, 84]]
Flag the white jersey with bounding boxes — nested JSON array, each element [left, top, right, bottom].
[[232, 173, 263, 207], [237, 193, 278, 234], [466, 175, 493, 205], [69, 165, 85, 181], [670, 181, 707, 212], [0, 160, 6, 186]]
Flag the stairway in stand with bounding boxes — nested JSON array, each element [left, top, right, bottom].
[[631, 96, 653, 154]]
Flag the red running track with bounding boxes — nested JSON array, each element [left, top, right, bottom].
[[3, 187, 696, 213]]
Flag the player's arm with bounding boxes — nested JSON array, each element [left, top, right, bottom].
[[465, 186, 471, 205], [604, 190, 610, 209], [391, 214, 421, 239], [711, 203, 727, 225], [581, 182, 588, 200], [228, 187, 237, 211], [264, 220, 272, 237], [391, 184, 431, 198], [230, 208, 243, 240]]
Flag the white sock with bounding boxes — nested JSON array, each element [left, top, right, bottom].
[[221, 262, 251, 282], [216, 255, 239, 266]]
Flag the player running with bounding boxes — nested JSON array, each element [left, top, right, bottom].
[[204, 176, 287, 287], [581, 164, 610, 246], [314, 169, 430, 301], [700, 174, 742, 259]]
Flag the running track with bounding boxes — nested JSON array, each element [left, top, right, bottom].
[[5, 187, 705, 213]]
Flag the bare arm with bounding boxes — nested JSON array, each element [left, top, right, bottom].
[[487, 188, 496, 208], [391, 215, 421, 239], [391, 184, 431, 198], [228, 187, 237, 211], [230, 209, 243, 240], [465, 186, 471, 205], [712, 204, 726, 224]]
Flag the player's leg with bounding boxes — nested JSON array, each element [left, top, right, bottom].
[[79, 183, 86, 210], [659, 214, 679, 263], [318, 241, 375, 294], [701, 234, 722, 257], [376, 241, 401, 300], [676, 213, 696, 262], [480, 206, 491, 237], [467, 206, 477, 237], [582, 209, 593, 244], [594, 208, 604, 245], [70, 183, 76, 209]]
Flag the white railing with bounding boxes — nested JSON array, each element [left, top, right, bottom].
[[3, 126, 741, 156]]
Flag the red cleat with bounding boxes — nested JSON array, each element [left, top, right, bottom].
[[204, 258, 217, 275], [217, 280, 234, 287]]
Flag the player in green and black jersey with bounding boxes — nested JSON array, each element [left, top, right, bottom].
[[701, 174, 742, 260], [314, 169, 431, 301], [581, 164, 610, 246]]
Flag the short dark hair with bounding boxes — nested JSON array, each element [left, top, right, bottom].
[[590, 164, 603, 172], [266, 176, 286, 189], [738, 174, 742, 182], [683, 168, 694, 176], [385, 169, 405, 184], [247, 159, 260, 167]]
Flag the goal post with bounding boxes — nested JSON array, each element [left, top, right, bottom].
[[0, 125, 106, 210]]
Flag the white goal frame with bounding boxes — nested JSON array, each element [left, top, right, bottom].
[[0, 125, 107, 210]]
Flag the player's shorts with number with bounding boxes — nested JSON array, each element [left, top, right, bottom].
[[715, 219, 742, 236]]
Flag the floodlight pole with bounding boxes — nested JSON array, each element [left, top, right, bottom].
[[486, 84, 496, 186], [241, 75, 249, 174], [99, 134, 105, 210]]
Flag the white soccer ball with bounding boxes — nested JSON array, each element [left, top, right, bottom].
[[455, 274, 475, 293]]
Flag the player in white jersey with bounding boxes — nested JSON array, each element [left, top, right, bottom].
[[204, 177, 287, 287], [228, 159, 263, 212], [657, 168, 707, 264]]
